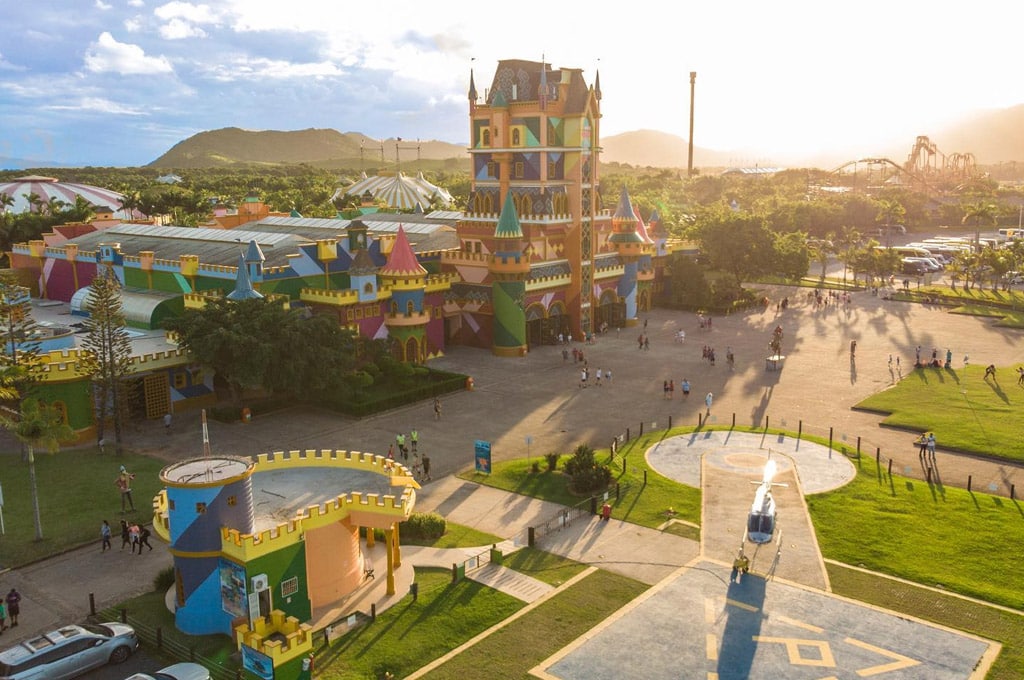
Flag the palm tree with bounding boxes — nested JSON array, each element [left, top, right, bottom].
[[0, 192, 14, 213], [21, 192, 42, 214], [835, 226, 861, 287], [0, 398, 74, 541], [875, 199, 906, 248], [961, 201, 997, 252]]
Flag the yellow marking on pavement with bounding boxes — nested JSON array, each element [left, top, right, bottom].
[[775, 614, 824, 633], [844, 637, 920, 676], [706, 633, 718, 661], [705, 596, 718, 624], [725, 597, 759, 612], [752, 636, 835, 667]]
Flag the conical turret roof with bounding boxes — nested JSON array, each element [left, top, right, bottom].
[[380, 225, 427, 277], [226, 253, 264, 300], [495, 192, 523, 239]]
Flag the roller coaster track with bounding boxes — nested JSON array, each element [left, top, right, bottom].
[[829, 135, 978, 196]]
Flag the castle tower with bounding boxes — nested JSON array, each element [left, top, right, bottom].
[[226, 251, 264, 301], [160, 456, 257, 635], [609, 186, 645, 326], [463, 59, 604, 343], [489, 193, 529, 356], [346, 220, 379, 304], [380, 225, 429, 362]]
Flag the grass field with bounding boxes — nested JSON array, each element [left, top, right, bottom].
[[854, 364, 1024, 462], [805, 452, 1023, 610], [0, 447, 166, 567], [461, 431, 703, 530]]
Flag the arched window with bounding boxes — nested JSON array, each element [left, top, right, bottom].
[[512, 129, 521, 146], [390, 301, 398, 315], [407, 300, 415, 315], [363, 282, 374, 294], [482, 129, 491, 146]]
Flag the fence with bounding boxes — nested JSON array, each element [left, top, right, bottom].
[[93, 604, 240, 680]]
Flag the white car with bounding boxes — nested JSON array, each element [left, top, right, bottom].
[[0, 623, 138, 680], [125, 662, 211, 680]]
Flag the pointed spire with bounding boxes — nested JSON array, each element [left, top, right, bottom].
[[245, 239, 265, 264], [468, 67, 478, 104], [539, 55, 548, 111], [380, 225, 427, 277], [495, 192, 523, 238], [609, 185, 643, 244], [226, 253, 264, 300], [595, 69, 602, 101], [634, 205, 655, 244]]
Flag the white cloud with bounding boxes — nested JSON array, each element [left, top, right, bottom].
[[45, 97, 148, 116], [84, 32, 174, 75], [159, 18, 208, 39], [128, 0, 145, 5], [0, 52, 26, 71], [203, 56, 343, 81], [154, 1, 221, 24], [95, 0, 112, 9], [124, 16, 143, 32]]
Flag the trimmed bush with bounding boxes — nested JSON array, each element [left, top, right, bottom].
[[402, 512, 447, 540], [154, 566, 175, 593], [563, 444, 612, 494], [544, 452, 560, 472]]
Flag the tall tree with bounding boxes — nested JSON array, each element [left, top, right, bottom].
[[80, 268, 133, 454], [961, 201, 998, 251], [0, 398, 74, 541], [0, 272, 42, 403]]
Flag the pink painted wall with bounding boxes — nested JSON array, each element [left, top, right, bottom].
[[304, 519, 362, 610]]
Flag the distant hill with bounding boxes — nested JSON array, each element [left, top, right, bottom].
[[935, 105, 1024, 164], [148, 127, 468, 168], [599, 129, 735, 169], [147, 107, 1024, 172]]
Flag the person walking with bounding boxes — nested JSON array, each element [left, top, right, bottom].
[[101, 520, 112, 552], [116, 465, 136, 513], [163, 411, 172, 433], [129, 523, 141, 554], [0, 600, 6, 633], [137, 525, 153, 553], [681, 379, 690, 397], [705, 392, 713, 413], [422, 454, 431, 481], [5, 589, 21, 627], [433, 397, 442, 420], [927, 433, 937, 461], [410, 429, 418, 453], [120, 519, 131, 550]]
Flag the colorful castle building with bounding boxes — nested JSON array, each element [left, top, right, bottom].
[[152, 448, 417, 679], [6, 58, 678, 426]]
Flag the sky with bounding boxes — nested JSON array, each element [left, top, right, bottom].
[[2, 0, 1023, 168]]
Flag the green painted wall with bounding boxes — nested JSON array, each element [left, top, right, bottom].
[[38, 379, 93, 430], [246, 542, 311, 623]]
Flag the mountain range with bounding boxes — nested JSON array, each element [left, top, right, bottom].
[[5, 105, 1024, 171]]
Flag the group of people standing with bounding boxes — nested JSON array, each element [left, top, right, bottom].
[[388, 429, 431, 482], [103, 519, 152, 554]]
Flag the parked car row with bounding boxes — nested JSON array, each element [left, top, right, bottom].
[[0, 622, 208, 680]]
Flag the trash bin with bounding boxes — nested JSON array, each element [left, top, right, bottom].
[[601, 503, 612, 521]]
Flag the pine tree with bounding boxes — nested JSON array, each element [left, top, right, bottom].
[[80, 267, 133, 454], [0, 271, 42, 403]]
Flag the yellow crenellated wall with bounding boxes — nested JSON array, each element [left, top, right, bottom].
[[216, 449, 416, 563], [235, 610, 313, 667]]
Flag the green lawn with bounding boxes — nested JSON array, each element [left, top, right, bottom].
[[854, 365, 1024, 462], [0, 447, 167, 567], [315, 568, 524, 680], [460, 430, 702, 530], [419, 569, 649, 680], [805, 453, 1024, 610]]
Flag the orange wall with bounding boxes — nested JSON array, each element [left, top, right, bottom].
[[304, 519, 362, 609]]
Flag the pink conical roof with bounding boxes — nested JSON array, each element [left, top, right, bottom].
[[634, 205, 655, 244], [380, 225, 427, 277]]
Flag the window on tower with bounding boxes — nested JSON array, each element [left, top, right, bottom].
[[482, 129, 491, 146], [514, 162, 524, 178], [512, 129, 521, 146]]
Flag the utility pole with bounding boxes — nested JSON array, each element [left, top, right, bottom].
[[687, 72, 697, 177]]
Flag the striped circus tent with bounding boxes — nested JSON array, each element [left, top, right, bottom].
[[334, 171, 452, 210], [0, 175, 137, 218]]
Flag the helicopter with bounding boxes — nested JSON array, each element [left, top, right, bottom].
[[745, 457, 787, 545]]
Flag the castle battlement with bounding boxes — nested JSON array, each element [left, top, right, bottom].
[[300, 288, 359, 305], [234, 610, 313, 667], [526, 272, 573, 291], [216, 449, 415, 561]]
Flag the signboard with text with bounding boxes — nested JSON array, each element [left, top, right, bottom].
[[474, 440, 492, 474]]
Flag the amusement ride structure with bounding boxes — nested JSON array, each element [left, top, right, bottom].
[[829, 135, 979, 195]]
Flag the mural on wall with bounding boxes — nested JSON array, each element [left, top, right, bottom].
[[220, 559, 247, 618]]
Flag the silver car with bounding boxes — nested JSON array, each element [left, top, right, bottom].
[[0, 623, 138, 680], [125, 662, 211, 680]]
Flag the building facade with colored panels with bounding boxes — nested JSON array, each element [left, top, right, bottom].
[[152, 449, 416, 678], [8, 58, 676, 362]]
